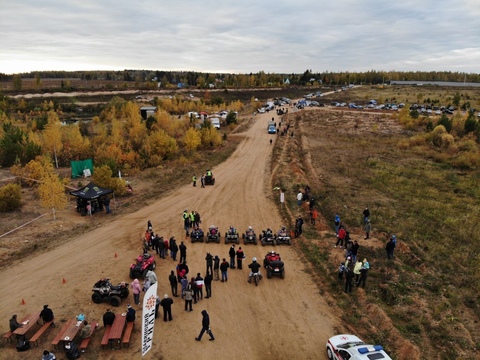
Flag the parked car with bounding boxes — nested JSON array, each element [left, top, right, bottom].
[[326, 334, 392, 360]]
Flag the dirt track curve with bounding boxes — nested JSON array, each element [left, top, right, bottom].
[[0, 110, 336, 360]]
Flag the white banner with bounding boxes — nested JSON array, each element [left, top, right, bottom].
[[142, 282, 157, 356]]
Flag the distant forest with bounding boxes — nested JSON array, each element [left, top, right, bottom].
[[1, 69, 479, 88]]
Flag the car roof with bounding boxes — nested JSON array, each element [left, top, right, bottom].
[[328, 334, 393, 360]]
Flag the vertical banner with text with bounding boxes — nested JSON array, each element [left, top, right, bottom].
[[142, 282, 157, 356]]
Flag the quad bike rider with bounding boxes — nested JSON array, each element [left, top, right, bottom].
[[225, 226, 239, 244], [130, 252, 157, 279], [242, 226, 257, 245], [206, 225, 221, 243], [263, 251, 285, 279], [205, 169, 215, 185], [260, 228, 276, 246], [91, 278, 130, 306], [191, 226, 205, 243], [276, 225, 291, 245], [248, 257, 262, 286]]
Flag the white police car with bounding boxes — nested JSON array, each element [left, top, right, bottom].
[[326, 334, 392, 360]]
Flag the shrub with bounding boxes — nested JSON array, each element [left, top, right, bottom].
[[0, 183, 22, 211]]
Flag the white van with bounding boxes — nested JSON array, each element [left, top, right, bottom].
[[210, 118, 221, 129]]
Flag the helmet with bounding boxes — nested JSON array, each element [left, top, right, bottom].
[[271, 251, 275, 255], [230, 226, 233, 229], [248, 226, 252, 230], [281, 225, 286, 230], [252, 257, 257, 262]]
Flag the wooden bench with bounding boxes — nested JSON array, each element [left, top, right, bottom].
[[100, 325, 111, 349], [79, 322, 97, 352], [121, 321, 134, 348], [30, 320, 54, 347], [3, 331, 13, 343]]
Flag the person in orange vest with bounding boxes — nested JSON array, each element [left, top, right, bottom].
[[310, 208, 318, 225]]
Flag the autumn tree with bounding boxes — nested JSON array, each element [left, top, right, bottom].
[[13, 74, 22, 91], [183, 128, 201, 152], [42, 110, 63, 167], [38, 172, 67, 220], [140, 130, 178, 167], [92, 165, 127, 196], [0, 183, 21, 212]]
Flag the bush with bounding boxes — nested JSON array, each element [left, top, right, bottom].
[[0, 183, 22, 212]]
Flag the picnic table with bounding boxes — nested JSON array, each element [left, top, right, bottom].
[[108, 313, 126, 349], [13, 313, 40, 336], [51, 319, 80, 349]]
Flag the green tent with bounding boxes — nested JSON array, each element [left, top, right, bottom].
[[71, 159, 93, 178]]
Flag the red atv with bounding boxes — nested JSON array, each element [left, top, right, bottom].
[[129, 253, 156, 279]]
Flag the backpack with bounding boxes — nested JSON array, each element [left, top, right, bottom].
[[16, 335, 30, 352]]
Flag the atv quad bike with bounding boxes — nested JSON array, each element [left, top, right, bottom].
[[264, 259, 285, 279], [205, 170, 215, 185], [276, 232, 291, 245], [225, 230, 240, 244], [259, 229, 276, 246], [242, 231, 257, 245], [191, 228, 205, 243], [91, 278, 130, 307], [129, 253, 157, 279], [206, 227, 221, 243]]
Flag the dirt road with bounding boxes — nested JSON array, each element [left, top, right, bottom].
[[0, 109, 336, 359]]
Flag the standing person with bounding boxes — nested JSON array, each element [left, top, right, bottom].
[[296, 190, 303, 206], [194, 211, 201, 227], [364, 219, 371, 239], [213, 255, 220, 281], [160, 294, 174, 322], [195, 310, 215, 341], [183, 210, 191, 236], [295, 215, 304, 237], [151, 234, 160, 255], [145, 269, 157, 286], [357, 258, 370, 288], [229, 244, 236, 269], [351, 240, 359, 263], [310, 208, 318, 225], [189, 211, 195, 229], [126, 304, 136, 322], [40, 304, 54, 324], [363, 207, 370, 224], [184, 285, 194, 312], [86, 201, 92, 216], [204, 271, 212, 298], [201, 174, 205, 188], [334, 214, 341, 235], [169, 270, 178, 297], [220, 258, 229, 282], [309, 197, 315, 210], [335, 225, 347, 248], [104, 196, 111, 214], [131, 278, 142, 305], [103, 309, 115, 327], [170, 237, 178, 261], [180, 275, 189, 299], [353, 259, 363, 284], [344, 263, 354, 294], [338, 262, 346, 280], [192, 174, 197, 187], [155, 295, 161, 319], [190, 277, 198, 303], [386, 235, 396, 260], [158, 237, 165, 259], [147, 220, 153, 231], [205, 252, 213, 274], [163, 238, 169, 258], [195, 273, 204, 300], [179, 241, 187, 263], [236, 247, 245, 270]]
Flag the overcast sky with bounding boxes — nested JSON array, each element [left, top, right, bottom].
[[1, 0, 479, 75]]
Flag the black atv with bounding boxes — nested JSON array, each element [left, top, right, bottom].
[[91, 278, 130, 307], [225, 230, 240, 244], [191, 229, 205, 243], [205, 170, 215, 185], [242, 231, 257, 245], [259, 229, 276, 246]]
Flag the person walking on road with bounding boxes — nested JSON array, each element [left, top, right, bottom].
[[201, 174, 205, 188], [195, 310, 215, 341], [192, 174, 197, 187]]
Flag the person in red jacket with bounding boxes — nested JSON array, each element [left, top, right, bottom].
[[335, 226, 347, 248], [235, 247, 245, 269]]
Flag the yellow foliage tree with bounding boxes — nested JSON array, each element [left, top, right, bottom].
[[92, 165, 127, 196], [183, 128, 201, 152], [42, 110, 63, 167], [60, 124, 91, 164], [38, 172, 67, 220], [200, 126, 222, 148], [140, 130, 178, 167]]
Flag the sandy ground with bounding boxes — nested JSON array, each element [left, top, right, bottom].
[[0, 109, 337, 359]]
